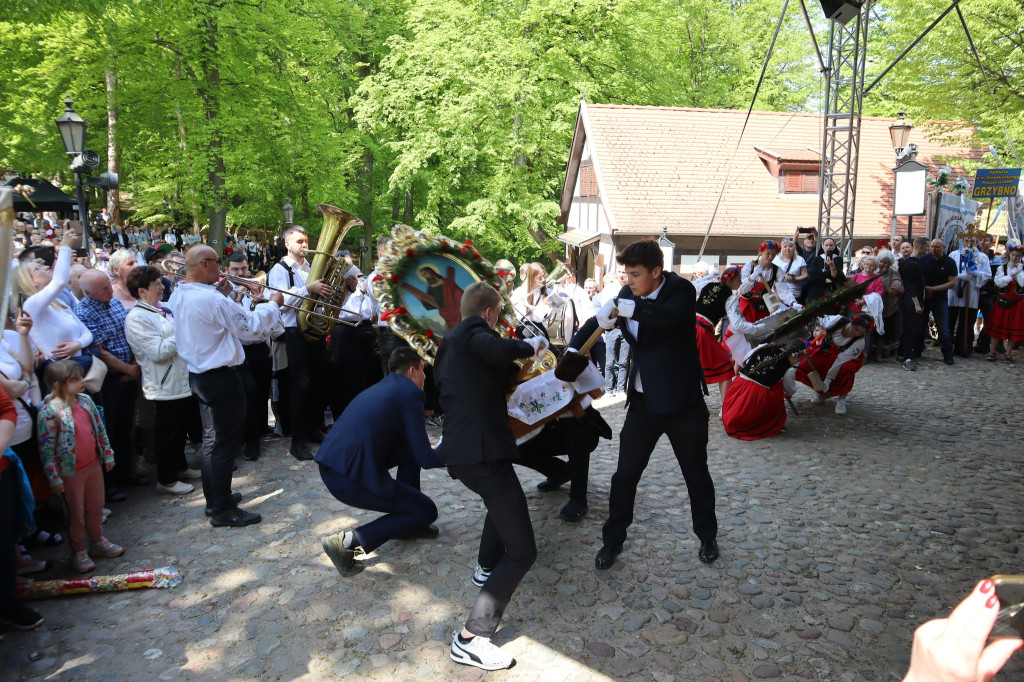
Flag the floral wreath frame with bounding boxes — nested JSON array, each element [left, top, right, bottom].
[[373, 224, 518, 363]]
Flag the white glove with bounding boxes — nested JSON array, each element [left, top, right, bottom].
[[525, 336, 549, 361], [821, 378, 832, 393], [957, 270, 970, 280], [596, 299, 618, 330], [615, 299, 635, 318]]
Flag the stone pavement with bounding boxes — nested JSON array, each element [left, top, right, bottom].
[[3, 347, 1023, 681]]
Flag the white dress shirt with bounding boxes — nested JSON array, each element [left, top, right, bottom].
[[626, 277, 665, 393], [266, 255, 310, 327], [168, 282, 282, 373], [337, 277, 377, 324]]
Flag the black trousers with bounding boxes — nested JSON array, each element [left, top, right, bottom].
[[190, 367, 245, 514], [603, 392, 716, 549], [320, 463, 436, 553], [0, 466, 17, 611], [329, 322, 378, 416], [591, 339, 606, 376], [153, 397, 196, 485], [516, 414, 599, 501], [448, 460, 537, 638], [241, 343, 272, 445], [949, 305, 978, 356], [379, 326, 407, 376], [283, 328, 326, 443], [976, 294, 995, 350], [100, 372, 138, 487], [898, 298, 925, 359]]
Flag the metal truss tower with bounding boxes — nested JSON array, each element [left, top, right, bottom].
[[816, 5, 870, 260]]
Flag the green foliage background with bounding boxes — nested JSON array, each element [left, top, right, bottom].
[[1, 0, 1020, 261]]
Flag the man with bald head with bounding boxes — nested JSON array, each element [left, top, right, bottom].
[[169, 246, 284, 526], [918, 238, 958, 365], [76, 269, 145, 500]]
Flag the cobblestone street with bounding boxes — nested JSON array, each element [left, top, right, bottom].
[[4, 348, 1023, 681]]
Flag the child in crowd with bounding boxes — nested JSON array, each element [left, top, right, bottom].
[[810, 324, 827, 349], [37, 361, 123, 573]]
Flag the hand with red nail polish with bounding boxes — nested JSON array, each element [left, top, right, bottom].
[[904, 580, 1023, 682]]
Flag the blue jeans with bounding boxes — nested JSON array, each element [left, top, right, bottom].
[[319, 463, 437, 553], [604, 328, 630, 391], [922, 295, 953, 359]]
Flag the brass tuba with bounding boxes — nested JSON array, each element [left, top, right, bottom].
[[297, 204, 364, 340]]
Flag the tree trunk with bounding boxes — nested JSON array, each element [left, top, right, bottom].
[[200, 12, 227, 254], [174, 57, 201, 233], [105, 66, 120, 224], [359, 148, 374, 272], [403, 186, 413, 225]]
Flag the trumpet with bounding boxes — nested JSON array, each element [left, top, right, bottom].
[[161, 260, 358, 327]]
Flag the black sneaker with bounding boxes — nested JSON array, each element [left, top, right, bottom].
[[244, 442, 261, 461], [209, 506, 262, 528], [289, 442, 314, 461], [0, 602, 44, 630], [559, 498, 588, 522]]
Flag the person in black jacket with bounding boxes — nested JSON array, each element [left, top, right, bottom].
[[897, 237, 927, 365], [805, 236, 846, 302], [435, 281, 547, 671], [573, 240, 719, 571]]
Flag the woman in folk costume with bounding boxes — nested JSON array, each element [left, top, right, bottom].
[[694, 281, 734, 400], [985, 242, 1024, 363], [795, 313, 872, 416], [737, 240, 797, 323], [721, 265, 770, 368], [722, 340, 804, 441]]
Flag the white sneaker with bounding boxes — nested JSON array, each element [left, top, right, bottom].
[[450, 632, 515, 670], [835, 398, 847, 415], [156, 481, 194, 495], [102, 508, 111, 522], [178, 468, 202, 480], [471, 565, 492, 588], [810, 393, 824, 404]]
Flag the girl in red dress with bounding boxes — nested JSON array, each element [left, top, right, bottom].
[[985, 244, 1024, 362], [795, 314, 870, 415], [694, 282, 734, 402], [722, 341, 804, 440]]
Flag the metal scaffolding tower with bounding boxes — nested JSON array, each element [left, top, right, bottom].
[[816, 5, 869, 261]]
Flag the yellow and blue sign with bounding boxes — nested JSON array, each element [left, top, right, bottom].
[[972, 168, 1020, 198]]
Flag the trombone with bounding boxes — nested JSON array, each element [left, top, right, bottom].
[[161, 260, 358, 328]]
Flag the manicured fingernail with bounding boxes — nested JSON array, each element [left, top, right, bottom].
[[980, 579, 994, 594], [987, 595, 999, 609]]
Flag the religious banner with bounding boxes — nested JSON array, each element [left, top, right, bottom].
[[931, 191, 980, 246]]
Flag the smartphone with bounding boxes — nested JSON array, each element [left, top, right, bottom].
[[991, 575, 1024, 639]]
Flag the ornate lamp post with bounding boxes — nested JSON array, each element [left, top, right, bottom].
[[282, 198, 295, 227]]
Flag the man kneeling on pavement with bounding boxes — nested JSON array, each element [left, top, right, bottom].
[[319, 347, 443, 575]]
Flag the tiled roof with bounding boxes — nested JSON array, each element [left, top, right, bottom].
[[562, 103, 987, 237]]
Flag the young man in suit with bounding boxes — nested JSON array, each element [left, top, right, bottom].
[[435, 282, 548, 671], [318, 348, 444, 575], [573, 240, 719, 570]]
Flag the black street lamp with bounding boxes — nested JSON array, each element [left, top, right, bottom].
[[55, 97, 86, 156], [889, 110, 913, 156], [282, 197, 295, 226], [54, 98, 118, 247]]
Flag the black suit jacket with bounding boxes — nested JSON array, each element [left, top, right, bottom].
[[315, 372, 442, 497], [435, 315, 534, 466], [573, 272, 705, 415]]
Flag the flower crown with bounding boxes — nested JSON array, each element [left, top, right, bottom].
[[720, 265, 742, 283], [759, 240, 780, 252], [850, 314, 873, 329]]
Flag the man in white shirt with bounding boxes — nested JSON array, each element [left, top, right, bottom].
[[169, 246, 283, 527], [266, 225, 335, 461], [330, 258, 375, 415]]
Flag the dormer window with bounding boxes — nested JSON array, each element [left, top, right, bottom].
[[756, 146, 821, 195]]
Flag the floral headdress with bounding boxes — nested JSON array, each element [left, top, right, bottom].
[[759, 240, 780, 253], [720, 265, 741, 283]]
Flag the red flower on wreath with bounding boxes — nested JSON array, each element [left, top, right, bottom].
[[406, 248, 416, 258], [389, 273, 399, 283], [380, 306, 408, 322], [424, 329, 435, 339], [460, 239, 474, 255]]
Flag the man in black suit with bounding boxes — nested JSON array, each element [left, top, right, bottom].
[[573, 240, 719, 570], [435, 282, 547, 671], [318, 348, 444, 575]]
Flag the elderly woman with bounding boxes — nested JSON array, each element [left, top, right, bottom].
[[15, 228, 93, 372], [848, 255, 884, 313], [123, 266, 200, 495], [875, 250, 904, 359], [108, 248, 139, 310]]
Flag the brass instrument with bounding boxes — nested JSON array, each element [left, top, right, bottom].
[[160, 260, 358, 327], [298, 204, 364, 340]]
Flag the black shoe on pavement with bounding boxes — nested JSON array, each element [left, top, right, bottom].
[[289, 442, 314, 461], [401, 524, 440, 539], [205, 492, 243, 516], [559, 499, 588, 522], [210, 506, 262, 528], [595, 544, 622, 570], [699, 539, 720, 564], [536, 472, 571, 492], [943, 357, 955, 366], [244, 442, 261, 461], [105, 487, 127, 503], [0, 602, 44, 630], [120, 473, 150, 487]]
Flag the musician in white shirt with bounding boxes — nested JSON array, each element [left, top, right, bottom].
[[331, 257, 376, 415], [168, 246, 282, 527], [266, 225, 335, 462]]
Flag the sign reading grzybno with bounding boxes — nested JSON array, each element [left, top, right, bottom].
[[972, 168, 1020, 199]]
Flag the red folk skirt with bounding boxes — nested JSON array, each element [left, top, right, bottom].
[[722, 375, 786, 441], [696, 318, 734, 384], [986, 287, 1024, 342], [738, 295, 770, 323], [795, 344, 864, 397]]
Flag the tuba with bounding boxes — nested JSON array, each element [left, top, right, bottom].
[[297, 204, 364, 340]]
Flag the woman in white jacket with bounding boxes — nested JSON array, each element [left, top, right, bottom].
[[123, 266, 200, 495]]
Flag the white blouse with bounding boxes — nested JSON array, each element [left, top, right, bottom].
[[21, 246, 93, 358]]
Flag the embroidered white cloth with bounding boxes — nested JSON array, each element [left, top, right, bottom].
[[508, 363, 603, 426]]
